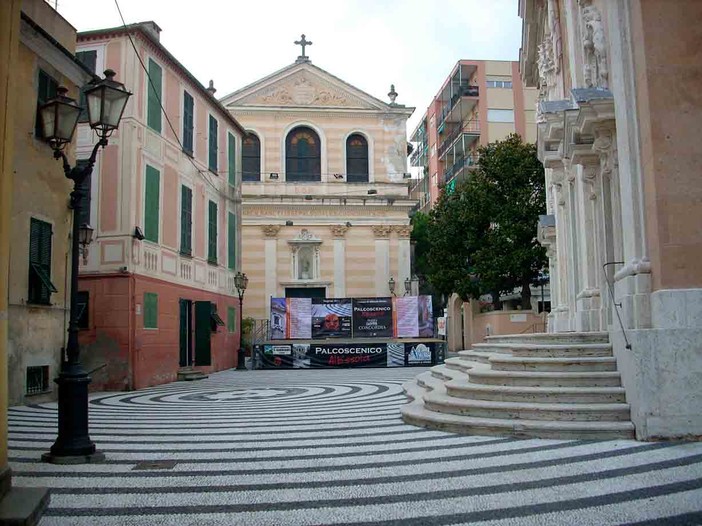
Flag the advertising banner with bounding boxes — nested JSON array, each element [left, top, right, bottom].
[[352, 298, 393, 338], [394, 296, 419, 338], [270, 298, 288, 340], [261, 344, 294, 368], [289, 297, 312, 339], [405, 342, 434, 366], [311, 299, 352, 338], [307, 343, 387, 367], [418, 295, 434, 337]]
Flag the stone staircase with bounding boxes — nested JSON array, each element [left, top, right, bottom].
[[401, 332, 635, 439]]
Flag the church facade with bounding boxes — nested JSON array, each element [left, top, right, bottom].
[[220, 43, 415, 321], [520, 0, 702, 439]]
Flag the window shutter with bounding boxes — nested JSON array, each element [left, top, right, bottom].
[[36, 70, 58, 138], [208, 200, 217, 263], [77, 160, 92, 227], [180, 185, 192, 255], [144, 165, 160, 243], [28, 218, 55, 304], [183, 91, 194, 154], [144, 292, 158, 328], [228, 133, 236, 186], [147, 59, 162, 133], [76, 51, 97, 122], [194, 301, 212, 366], [227, 211, 236, 270], [208, 116, 218, 172], [227, 306, 236, 333]]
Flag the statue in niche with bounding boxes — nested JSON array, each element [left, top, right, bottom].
[[298, 246, 313, 280], [582, 4, 608, 88]]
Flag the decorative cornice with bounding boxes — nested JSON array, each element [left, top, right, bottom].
[[372, 225, 393, 238], [261, 225, 281, 238]]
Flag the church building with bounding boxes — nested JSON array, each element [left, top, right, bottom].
[[220, 36, 416, 321]]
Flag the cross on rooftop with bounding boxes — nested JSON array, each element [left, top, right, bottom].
[[295, 34, 312, 62]]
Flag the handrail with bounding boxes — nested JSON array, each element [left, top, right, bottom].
[[602, 261, 632, 350]]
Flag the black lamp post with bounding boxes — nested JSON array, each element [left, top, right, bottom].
[[234, 271, 248, 370], [40, 70, 131, 464], [388, 277, 396, 297], [403, 277, 412, 296]]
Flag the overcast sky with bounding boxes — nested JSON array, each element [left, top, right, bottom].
[[52, 0, 523, 135]]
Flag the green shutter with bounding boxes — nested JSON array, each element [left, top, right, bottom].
[[180, 185, 192, 255], [144, 165, 160, 243], [227, 211, 236, 270], [208, 200, 218, 263], [147, 58, 162, 133], [183, 91, 194, 154], [227, 306, 236, 333], [144, 292, 158, 329], [194, 301, 212, 366], [208, 116, 218, 172], [36, 70, 58, 137], [28, 218, 56, 304], [228, 133, 236, 186]]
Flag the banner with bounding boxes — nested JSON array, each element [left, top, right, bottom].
[[394, 296, 419, 338], [405, 342, 433, 366], [352, 298, 393, 338], [288, 298, 312, 339], [261, 344, 294, 368], [270, 298, 288, 340], [308, 343, 387, 367], [418, 295, 434, 337], [311, 299, 352, 338]]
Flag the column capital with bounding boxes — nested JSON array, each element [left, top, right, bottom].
[[372, 225, 393, 238], [330, 224, 349, 238], [261, 225, 281, 238], [394, 225, 412, 239]]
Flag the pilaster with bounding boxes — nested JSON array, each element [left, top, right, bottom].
[[330, 225, 348, 298], [261, 225, 280, 316], [372, 225, 391, 296]]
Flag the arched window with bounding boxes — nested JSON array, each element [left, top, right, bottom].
[[242, 133, 261, 182], [286, 126, 321, 182], [346, 134, 369, 183]]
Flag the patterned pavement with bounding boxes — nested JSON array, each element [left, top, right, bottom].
[[8, 367, 702, 526]]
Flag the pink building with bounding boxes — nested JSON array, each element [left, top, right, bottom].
[[410, 60, 537, 212], [75, 22, 245, 390]]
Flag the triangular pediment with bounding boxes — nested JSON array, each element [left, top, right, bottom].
[[220, 62, 398, 112]]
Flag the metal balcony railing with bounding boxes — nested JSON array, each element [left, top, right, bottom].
[[438, 121, 480, 159], [439, 84, 479, 128], [443, 155, 478, 182]]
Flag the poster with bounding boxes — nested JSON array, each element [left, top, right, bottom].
[[307, 343, 387, 367], [352, 298, 393, 338], [292, 343, 311, 368], [405, 342, 433, 366], [386, 342, 405, 367], [418, 295, 434, 337], [311, 299, 352, 338], [288, 297, 312, 339], [261, 344, 294, 368], [394, 296, 419, 338], [270, 298, 288, 340]]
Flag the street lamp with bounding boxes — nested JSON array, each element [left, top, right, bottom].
[[40, 70, 131, 464], [234, 271, 248, 370], [404, 277, 411, 296], [388, 277, 396, 297]]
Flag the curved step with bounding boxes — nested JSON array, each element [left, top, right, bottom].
[[423, 391, 631, 421], [401, 403, 635, 440], [444, 357, 475, 373], [457, 350, 496, 364], [445, 382, 627, 404], [467, 369, 622, 387], [510, 343, 613, 358], [430, 364, 467, 382], [489, 355, 617, 372], [486, 332, 609, 345]]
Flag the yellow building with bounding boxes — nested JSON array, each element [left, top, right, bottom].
[[220, 45, 415, 321], [1, 0, 92, 520]]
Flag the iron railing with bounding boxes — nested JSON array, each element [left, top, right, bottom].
[[602, 261, 632, 350]]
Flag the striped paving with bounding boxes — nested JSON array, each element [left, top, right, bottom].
[[8, 368, 702, 526]]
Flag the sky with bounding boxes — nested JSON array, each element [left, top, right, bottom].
[[51, 0, 523, 136]]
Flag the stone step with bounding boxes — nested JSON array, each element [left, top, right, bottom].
[[177, 368, 209, 381], [486, 331, 609, 345], [430, 364, 467, 382], [444, 357, 474, 373], [467, 369, 622, 387], [468, 343, 515, 354], [510, 343, 613, 358], [445, 382, 627, 404], [423, 391, 631, 422], [457, 350, 495, 364], [401, 402, 635, 440], [488, 355, 618, 372]]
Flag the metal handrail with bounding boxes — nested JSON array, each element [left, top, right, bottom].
[[602, 261, 632, 350]]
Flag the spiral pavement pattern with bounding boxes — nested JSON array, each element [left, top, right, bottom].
[[8, 368, 702, 525]]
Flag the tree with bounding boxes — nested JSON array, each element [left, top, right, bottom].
[[410, 211, 443, 316], [426, 134, 547, 309]]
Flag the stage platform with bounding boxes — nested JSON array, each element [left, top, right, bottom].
[[254, 338, 446, 369]]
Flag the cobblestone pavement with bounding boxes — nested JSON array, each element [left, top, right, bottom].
[[9, 367, 702, 525]]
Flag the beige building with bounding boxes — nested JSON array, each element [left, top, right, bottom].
[[220, 47, 415, 321], [521, 0, 702, 439]]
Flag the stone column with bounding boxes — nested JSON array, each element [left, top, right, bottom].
[[330, 225, 348, 298], [395, 225, 412, 293], [261, 225, 280, 317], [551, 164, 572, 332], [372, 225, 392, 296]]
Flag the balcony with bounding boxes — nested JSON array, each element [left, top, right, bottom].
[[444, 155, 478, 185], [439, 84, 479, 128], [438, 120, 480, 159]]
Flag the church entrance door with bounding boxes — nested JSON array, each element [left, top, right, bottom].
[[285, 287, 326, 299]]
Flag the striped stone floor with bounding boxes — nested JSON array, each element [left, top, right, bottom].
[[8, 367, 702, 526]]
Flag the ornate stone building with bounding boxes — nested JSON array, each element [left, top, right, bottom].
[[220, 41, 415, 319], [520, 0, 702, 439]]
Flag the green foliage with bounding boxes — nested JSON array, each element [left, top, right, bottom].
[[426, 134, 547, 308], [242, 317, 256, 349]]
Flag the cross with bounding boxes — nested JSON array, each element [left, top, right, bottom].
[[295, 34, 312, 59]]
